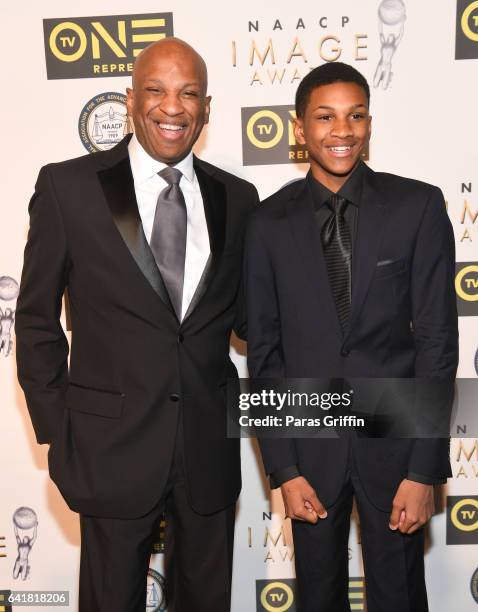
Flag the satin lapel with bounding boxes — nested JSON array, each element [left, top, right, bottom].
[[182, 159, 226, 321], [345, 166, 387, 341], [97, 155, 175, 316], [286, 180, 343, 339]]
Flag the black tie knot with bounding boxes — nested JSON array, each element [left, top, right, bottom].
[[328, 194, 348, 217], [159, 166, 182, 186]]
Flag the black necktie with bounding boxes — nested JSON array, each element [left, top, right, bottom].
[[150, 167, 187, 320], [322, 194, 352, 333]]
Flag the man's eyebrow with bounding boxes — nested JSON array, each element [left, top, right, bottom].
[[310, 103, 368, 111], [144, 79, 202, 87]]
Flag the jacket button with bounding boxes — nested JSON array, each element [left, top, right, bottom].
[[177, 334, 184, 344], [170, 393, 180, 402], [341, 348, 350, 357]]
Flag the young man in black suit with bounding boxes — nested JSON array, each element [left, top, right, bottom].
[[245, 63, 458, 611], [16, 38, 258, 611]]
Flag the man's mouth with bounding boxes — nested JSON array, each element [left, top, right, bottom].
[[153, 121, 188, 140], [157, 122, 186, 132], [327, 144, 355, 157]]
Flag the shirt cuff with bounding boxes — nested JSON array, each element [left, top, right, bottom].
[[270, 465, 301, 489], [407, 472, 447, 485]]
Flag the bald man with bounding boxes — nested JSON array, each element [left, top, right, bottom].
[[16, 38, 259, 612]]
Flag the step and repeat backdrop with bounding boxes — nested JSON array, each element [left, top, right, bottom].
[[1, 0, 478, 610]]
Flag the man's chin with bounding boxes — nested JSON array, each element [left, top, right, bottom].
[[149, 144, 191, 165], [322, 158, 362, 178]]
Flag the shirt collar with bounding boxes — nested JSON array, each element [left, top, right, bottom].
[[128, 132, 195, 185], [307, 161, 365, 209]]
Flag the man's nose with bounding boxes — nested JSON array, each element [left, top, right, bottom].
[[331, 118, 353, 138], [160, 93, 183, 116]]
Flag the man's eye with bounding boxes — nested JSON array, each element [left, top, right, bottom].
[[351, 113, 365, 120], [146, 88, 160, 93], [317, 115, 331, 121]]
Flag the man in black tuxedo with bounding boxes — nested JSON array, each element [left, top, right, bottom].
[[245, 63, 458, 611], [16, 38, 258, 612]]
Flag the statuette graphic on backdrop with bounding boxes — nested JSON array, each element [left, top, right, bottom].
[[12, 508, 38, 581], [0, 276, 19, 358], [374, 0, 406, 89]]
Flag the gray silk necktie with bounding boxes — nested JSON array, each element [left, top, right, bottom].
[[150, 166, 187, 320]]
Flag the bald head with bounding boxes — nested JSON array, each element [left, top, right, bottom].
[[132, 37, 208, 94], [126, 37, 211, 164]]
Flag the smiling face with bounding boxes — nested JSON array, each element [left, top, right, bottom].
[[294, 81, 371, 192], [127, 40, 211, 165]]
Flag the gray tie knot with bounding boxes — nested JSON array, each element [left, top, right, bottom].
[[159, 166, 182, 186]]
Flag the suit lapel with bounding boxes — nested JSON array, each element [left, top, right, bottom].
[[286, 180, 343, 339], [182, 158, 227, 321], [97, 141, 175, 316], [345, 165, 388, 341]]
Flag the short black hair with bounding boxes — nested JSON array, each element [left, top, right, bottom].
[[295, 62, 370, 118]]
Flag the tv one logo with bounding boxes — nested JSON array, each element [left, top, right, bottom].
[[241, 106, 308, 166], [256, 580, 296, 611], [256, 577, 365, 610], [446, 496, 478, 544], [0, 590, 13, 612], [43, 13, 174, 79], [455, 262, 478, 316], [456, 0, 478, 59]]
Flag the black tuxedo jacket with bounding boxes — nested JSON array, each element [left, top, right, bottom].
[[245, 163, 458, 511], [16, 136, 258, 519]]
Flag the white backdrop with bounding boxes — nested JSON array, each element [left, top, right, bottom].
[[1, 1, 477, 610]]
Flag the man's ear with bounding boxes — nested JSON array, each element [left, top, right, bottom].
[[126, 87, 134, 117], [294, 117, 306, 146], [204, 95, 212, 125]]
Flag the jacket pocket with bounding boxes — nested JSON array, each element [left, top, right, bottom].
[[66, 383, 124, 419], [374, 258, 407, 279]]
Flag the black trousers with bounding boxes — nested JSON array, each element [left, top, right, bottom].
[[292, 463, 428, 612], [78, 430, 235, 612]]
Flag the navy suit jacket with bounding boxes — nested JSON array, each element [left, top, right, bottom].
[[245, 162, 458, 510]]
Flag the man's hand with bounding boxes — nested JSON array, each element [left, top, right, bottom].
[[389, 479, 435, 534], [280, 476, 327, 524]]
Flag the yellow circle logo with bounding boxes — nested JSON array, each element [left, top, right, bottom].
[[49, 22, 88, 62], [461, 1, 478, 41], [450, 498, 478, 532], [455, 265, 478, 301], [260, 581, 294, 611], [246, 111, 284, 149]]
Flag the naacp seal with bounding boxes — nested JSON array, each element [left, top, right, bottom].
[[146, 568, 167, 611], [471, 567, 478, 604], [78, 92, 131, 153]]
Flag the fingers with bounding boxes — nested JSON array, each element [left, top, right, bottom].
[[398, 509, 406, 530], [308, 491, 328, 519], [284, 501, 317, 523], [399, 510, 433, 534], [389, 501, 404, 530], [294, 505, 318, 524], [402, 521, 421, 535], [391, 506, 429, 533], [398, 513, 419, 534], [390, 480, 435, 534], [281, 478, 327, 524]]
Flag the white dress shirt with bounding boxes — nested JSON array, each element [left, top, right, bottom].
[[128, 133, 210, 320]]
